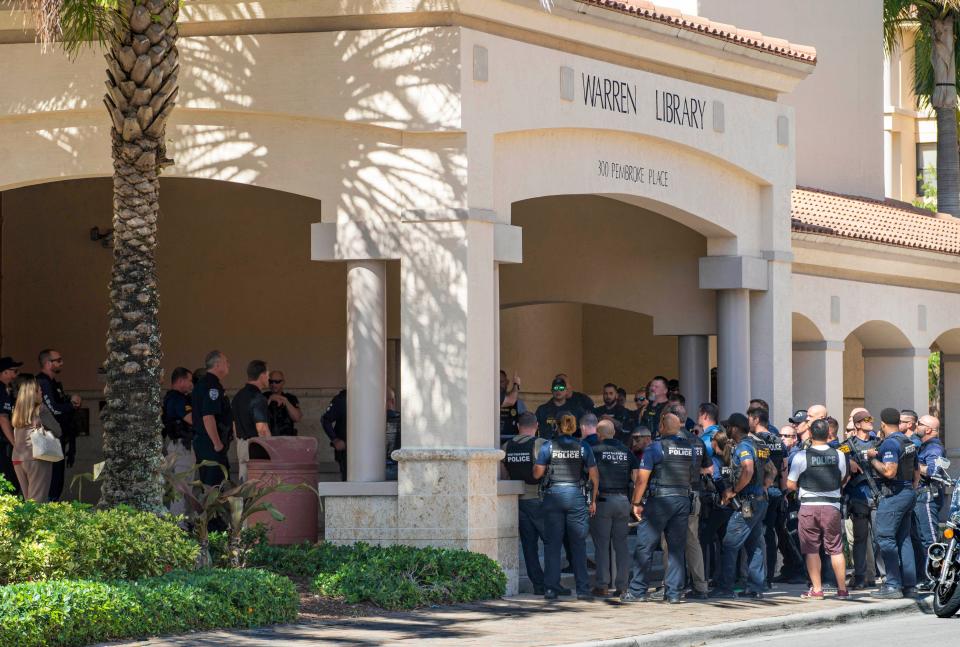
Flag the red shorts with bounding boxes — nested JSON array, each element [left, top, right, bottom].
[[798, 505, 843, 555]]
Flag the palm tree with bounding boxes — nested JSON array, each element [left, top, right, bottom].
[[18, 0, 180, 512], [885, 1, 960, 217]]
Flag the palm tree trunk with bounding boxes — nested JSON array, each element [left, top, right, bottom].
[[99, 0, 179, 511], [931, 15, 960, 217]]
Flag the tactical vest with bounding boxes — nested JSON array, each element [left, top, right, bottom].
[[594, 441, 632, 494], [503, 435, 540, 485], [889, 434, 917, 483], [681, 429, 707, 490], [548, 435, 584, 485], [844, 435, 878, 488], [797, 448, 842, 500], [759, 431, 785, 480], [733, 437, 767, 490], [650, 434, 694, 493], [500, 403, 519, 437]]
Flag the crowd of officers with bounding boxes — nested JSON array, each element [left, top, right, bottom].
[[500, 374, 950, 602]]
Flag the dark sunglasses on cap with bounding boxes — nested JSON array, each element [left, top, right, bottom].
[[268, 379, 283, 385]]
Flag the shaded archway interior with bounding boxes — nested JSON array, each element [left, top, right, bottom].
[[500, 194, 716, 400]]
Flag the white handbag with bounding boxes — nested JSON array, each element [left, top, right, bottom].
[[30, 426, 64, 462]]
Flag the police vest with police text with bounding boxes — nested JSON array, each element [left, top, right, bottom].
[[500, 403, 519, 437], [594, 440, 632, 494], [888, 434, 917, 483], [746, 435, 770, 490], [503, 435, 541, 485], [797, 447, 843, 498], [548, 435, 584, 485], [650, 435, 695, 493], [758, 431, 784, 481]]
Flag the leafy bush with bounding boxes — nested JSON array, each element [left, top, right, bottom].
[[0, 496, 197, 584], [0, 568, 298, 647], [249, 542, 506, 609]]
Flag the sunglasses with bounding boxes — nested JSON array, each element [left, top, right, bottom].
[[268, 379, 283, 385], [858, 417, 873, 423], [552, 386, 566, 392], [780, 433, 797, 438]]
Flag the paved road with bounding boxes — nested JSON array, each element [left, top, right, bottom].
[[707, 611, 959, 646]]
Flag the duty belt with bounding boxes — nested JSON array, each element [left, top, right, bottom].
[[650, 486, 690, 498], [596, 494, 628, 502]]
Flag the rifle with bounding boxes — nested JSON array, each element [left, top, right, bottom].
[[839, 440, 881, 509]]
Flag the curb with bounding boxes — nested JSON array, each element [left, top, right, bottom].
[[555, 598, 920, 647]]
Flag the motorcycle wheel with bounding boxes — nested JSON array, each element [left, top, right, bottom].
[[932, 579, 960, 618]]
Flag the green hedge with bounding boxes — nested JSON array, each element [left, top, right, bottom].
[[250, 542, 506, 609], [0, 496, 197, 584], [0, 569, 298, 647]]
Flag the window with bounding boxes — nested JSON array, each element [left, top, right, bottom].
[[917, 142, 937, 197]]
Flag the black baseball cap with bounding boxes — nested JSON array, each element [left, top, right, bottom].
[[880, 408, 901, 425], [0, 357, 23, 372], [723, 412, 749, 431], [789, 409, 808, 425]]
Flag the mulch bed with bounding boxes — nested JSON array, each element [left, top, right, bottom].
[[290, 576, 380, 620]]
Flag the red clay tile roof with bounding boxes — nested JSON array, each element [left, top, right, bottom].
[[791, 187, 960, 255], [575, 0, 817, 64]]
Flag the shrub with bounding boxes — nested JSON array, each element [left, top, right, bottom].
[[249, 542, 507, 609], [0, 568, 298, 647], [0, 496, 197, 584]]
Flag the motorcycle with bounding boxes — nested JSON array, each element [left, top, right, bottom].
[[925, 456, 960, 618]]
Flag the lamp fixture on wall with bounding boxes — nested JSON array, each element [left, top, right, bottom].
[[89, 226, 113, 248]]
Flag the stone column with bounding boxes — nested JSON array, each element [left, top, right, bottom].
[[863, 348, 930, 420], [678, 335, 709, 412], [792, 341, 844, 420], [941, 354, 960, 457], [346, 261, 387, 482], [395, 210, 522, 593], [716, 289, 751, 417]]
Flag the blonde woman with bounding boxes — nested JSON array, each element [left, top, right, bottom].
[[11, 374, 56, 502]]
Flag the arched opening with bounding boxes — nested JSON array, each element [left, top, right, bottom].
[[499, 194, 716, 440], [843, 320, 921, 422], [0, 177, 387, 499], [931, 329, 960, 455]]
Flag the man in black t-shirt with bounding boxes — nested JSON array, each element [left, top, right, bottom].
[[0, 357, 22, 495], [233, 360, 271, 482], [264, 370, 302, 436], [535, 378, 585, 439], [192, 350, 233, 487], [594, 382, 633, 434]]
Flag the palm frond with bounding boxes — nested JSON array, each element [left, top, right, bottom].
[[12, 0, 123, 55], [884, 0, 919, 54]]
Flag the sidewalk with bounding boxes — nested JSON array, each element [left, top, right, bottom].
[[107, 584, 921, 647]]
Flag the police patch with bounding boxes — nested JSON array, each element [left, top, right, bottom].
[[209, 389, 219, 401]]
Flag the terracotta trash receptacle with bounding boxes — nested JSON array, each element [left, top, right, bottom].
[[246, 436, 318, 545]]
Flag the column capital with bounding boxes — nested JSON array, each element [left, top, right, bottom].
[[862, 347, 931, 358], [793, 340, 845, 352], [699, 255, 768, 291]]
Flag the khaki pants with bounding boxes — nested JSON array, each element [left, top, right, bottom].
[[662, 495, 707, 593], [165, 440, 196, 517], [236, 438, 250, 482], [14, 458, 53, 503]]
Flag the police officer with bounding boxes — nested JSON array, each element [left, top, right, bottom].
[[265, 371, 302, 436], [913, 415, 944, 591], [36, 349, 81, 501], [0, 357, 22, 495], [501, 411, 547, 595], [748, 404, 784, 588], [192, 350, 233, 487], [785, 418, 849, 599], [594, 383, 633, 434], [669, 402, 712, 599], [590, 418, 639, 597], [499, 371, 526, 444], [900, 409, 922, 449], [535, 378, 584, 440], [868, 407, 919, 599], [532, 413, 599, 600], [162, 367, 195, 514], [321, 389, 347, 481], [843, 410, 883, 589], [709, 413, 769, 600], [637, 376, 669, 438], [232, 360, 271, 482], [621, 412, 694, 604]]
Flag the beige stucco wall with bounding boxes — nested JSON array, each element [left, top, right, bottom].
[[500, 303, 680, 401], [698, 0, 884, 200], [1, 177, 405, 392]]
